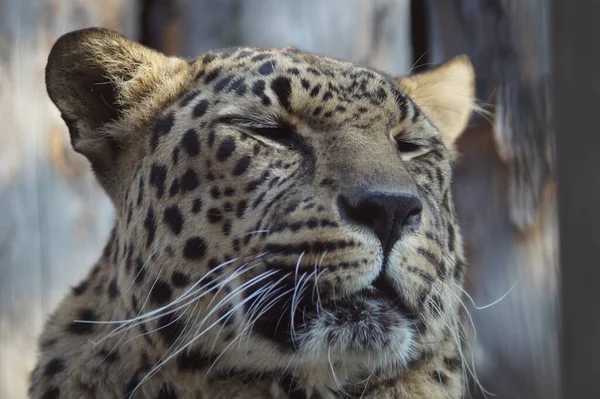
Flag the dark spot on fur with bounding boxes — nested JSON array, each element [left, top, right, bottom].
[[217, 137, 236, 161], [214, 75, 234, 93], [251, 53, 269, 62], [40, 387, 60, 399], [72, 279, 88, 296], [172, 147, 180, 166], [183, 237, 208, 260], [180, 91, 199, 107], [169, 178, 180, 197], [171, 271, 191, 288], [229, 77, 246, 94], [232, 156, 252, 176], [222, 220, 232, 236], [150, 113, 174, 152], [252, 80, 266, 96], [149, 164, 168, 199], [236, 200, 247, 218], [432, 370, 450, 385], [67, 309, 97, 334], [258, 60, 277, 75], [204, 67, 221, 84], [279, 374, 307, 399], [271, 76, 292, 109], [181, 129, 201, 156], [137, 177, 144, 206], [210, 186, 221, 199], [177, 349, 218, 372], [454, 259, 466, 280], [192, 198, 203, 213], [144, 208, 157, 248], [98, 349, 119, 363], [236, 51, 252, 59], [124, 371, 141, 397], [207, 258, 220, 270], [202, 53, 216, 64], [193, 99, 209, 119], [181, 169, 200, 191], [235, 82, 247, 96], [309, 85, 321, 97], [307, 67, 321, 76], [43, 358, 65, 377], [108, 279, 119, 299], [207, 208, 224, 223], [135, 258, 147, 284], [287, 67, 300, 75], [150, 280, 173, 306], [447, 223, 455, 252], [208, 129, 216, 147], [157, 384, 179, 399], [218, 304, 236, 326], [164, 206, 184, 235], [157, 314, 186, 345]]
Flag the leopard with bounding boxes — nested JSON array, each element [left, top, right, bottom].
[[29, 27, 475, 399]]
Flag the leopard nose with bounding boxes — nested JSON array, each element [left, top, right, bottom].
[[337, 192, 422, 254]]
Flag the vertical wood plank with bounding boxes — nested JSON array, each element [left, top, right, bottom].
[[171, 0, 412, 75], [553, 1, 600, 397], [427, 0, 558, 397], [0, 2, 137, 397]]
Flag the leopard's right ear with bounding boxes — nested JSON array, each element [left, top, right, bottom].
[[46, 27, 188, 194]]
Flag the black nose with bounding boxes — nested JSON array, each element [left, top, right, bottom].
[[338, 192, 422, 254]]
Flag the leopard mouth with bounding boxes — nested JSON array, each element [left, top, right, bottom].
[[246, 270, 416, 351]]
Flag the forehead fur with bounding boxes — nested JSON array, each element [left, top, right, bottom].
[[183, 46, 414, 129]]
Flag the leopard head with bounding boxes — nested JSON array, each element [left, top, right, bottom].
[[46, 27, 474, 392]]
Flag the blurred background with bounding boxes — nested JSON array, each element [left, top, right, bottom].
[[0, 0, 562, 398]]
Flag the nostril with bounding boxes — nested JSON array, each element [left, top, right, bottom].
[[337, 195, 386, 231], [400, 200, 422, 230], [337, 192, 422, 253]]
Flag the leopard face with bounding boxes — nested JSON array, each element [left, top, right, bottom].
[[41, 28, 474, 396]]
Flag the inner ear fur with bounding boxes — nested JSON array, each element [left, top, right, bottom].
[[45, 27, 190, 194], [395, 55, 475, 146]]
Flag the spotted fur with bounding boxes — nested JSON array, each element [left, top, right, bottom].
[[30, 28, 475, 399]]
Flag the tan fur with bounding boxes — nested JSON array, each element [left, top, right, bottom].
[[31, 28, 475, 399], [395, 56, 475, 148]]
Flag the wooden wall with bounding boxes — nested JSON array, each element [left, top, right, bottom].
[[0, 2, 562, 398], [0, 1, 137, 397], [427, 1, 559, 397]]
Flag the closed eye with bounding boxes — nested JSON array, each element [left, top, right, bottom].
[[396, 140, 422, 153], [246, 125, 297, 147], [393, 131, 433, 160], [218, 116, 298, 148]]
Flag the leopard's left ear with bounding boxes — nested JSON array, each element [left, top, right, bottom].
[[395, 55, 475, 146], [46, 27, 189, 196]]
